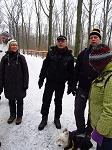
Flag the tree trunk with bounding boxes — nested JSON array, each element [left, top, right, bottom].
[[102, 0, 110, 44], [87, 0, 92, 45], [48, 0, 53, 48], [34, 0, 41, 49], [63, 0, 66, 36], [74, 0, 83, 57], [20, 0, 25, 53]]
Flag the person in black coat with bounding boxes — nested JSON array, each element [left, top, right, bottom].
[[0, 31, 12, 101], [0, 39, 29, 125], [38, 35, 75, 130], [73, 28, 102, 137]]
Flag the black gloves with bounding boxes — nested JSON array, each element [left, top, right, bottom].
[[38, 78, 44, 89], [67, 86, 77, 96], [24, 86, 28, 90]]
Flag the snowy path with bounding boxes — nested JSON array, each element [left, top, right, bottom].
[[0, 55, 96, 150]]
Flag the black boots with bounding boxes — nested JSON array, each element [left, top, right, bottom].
[[7, 116, 16, 124], [16, 117, 22, 125], [7, 116, 22, 125], [54, 118, 61, 129], [38, 116, 61, 130], [38, 116, 48, 130], [72, 129, 85, 136]]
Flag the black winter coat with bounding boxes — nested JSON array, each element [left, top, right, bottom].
[[74, 46, 99, 92], [39, 46, 74, 85], [0, 51, 29, 99]]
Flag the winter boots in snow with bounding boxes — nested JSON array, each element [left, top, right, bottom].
[[38, 116, 61, 130], [72, 126, 93, 139], [7, 116, 16, 124], [54, 118, 61, 129], [7, 116, 22, 125], [38, 116, 48, 130], [16, 117, 22, 125], [72, 129, 85, 135]]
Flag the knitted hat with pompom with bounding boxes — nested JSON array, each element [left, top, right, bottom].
[[89, 28, 101, 40], [89, 44, 112, 73]]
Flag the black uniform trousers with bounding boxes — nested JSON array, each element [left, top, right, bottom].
[[41, 81, 65, 119], [74, 87, 92, 134], [9, 98, 23, 118]]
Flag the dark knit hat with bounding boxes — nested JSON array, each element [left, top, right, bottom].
[[89, 28, 101, 40], [89, 44, 112, 72], [57, 35, 67, 41]]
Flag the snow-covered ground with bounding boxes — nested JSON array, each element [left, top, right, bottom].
[[0, 55, 96, 150]]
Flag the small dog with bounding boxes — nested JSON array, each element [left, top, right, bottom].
[[56, 128, 93, 150]]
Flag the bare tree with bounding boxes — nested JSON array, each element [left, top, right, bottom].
[[1, 0, 112, 51], [107, 22, 112, 46], [48, 0, 53, 47], [52, 7, 62, 40], [34, 0, 41, 49], [39, 0, 55, 48], [25, 6, 33, 50], [20, 0, 25, 51], [88, 0, 92, 45], [0, 4, 3, 29], [74, 0, 83, 56], [80, 10, 88, 50], [63, 0, 66, 36], [3, 0, 22, 40], [102, 0, 112, 44]]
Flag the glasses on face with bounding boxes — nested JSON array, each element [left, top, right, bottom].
[[57, 39, 66, 43]]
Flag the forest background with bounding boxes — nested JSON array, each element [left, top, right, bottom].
[[0, 0, 112, 56]]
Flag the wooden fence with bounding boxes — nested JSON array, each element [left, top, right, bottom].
[[21, 49, 77, 61], [23, 50, 47, 58]]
